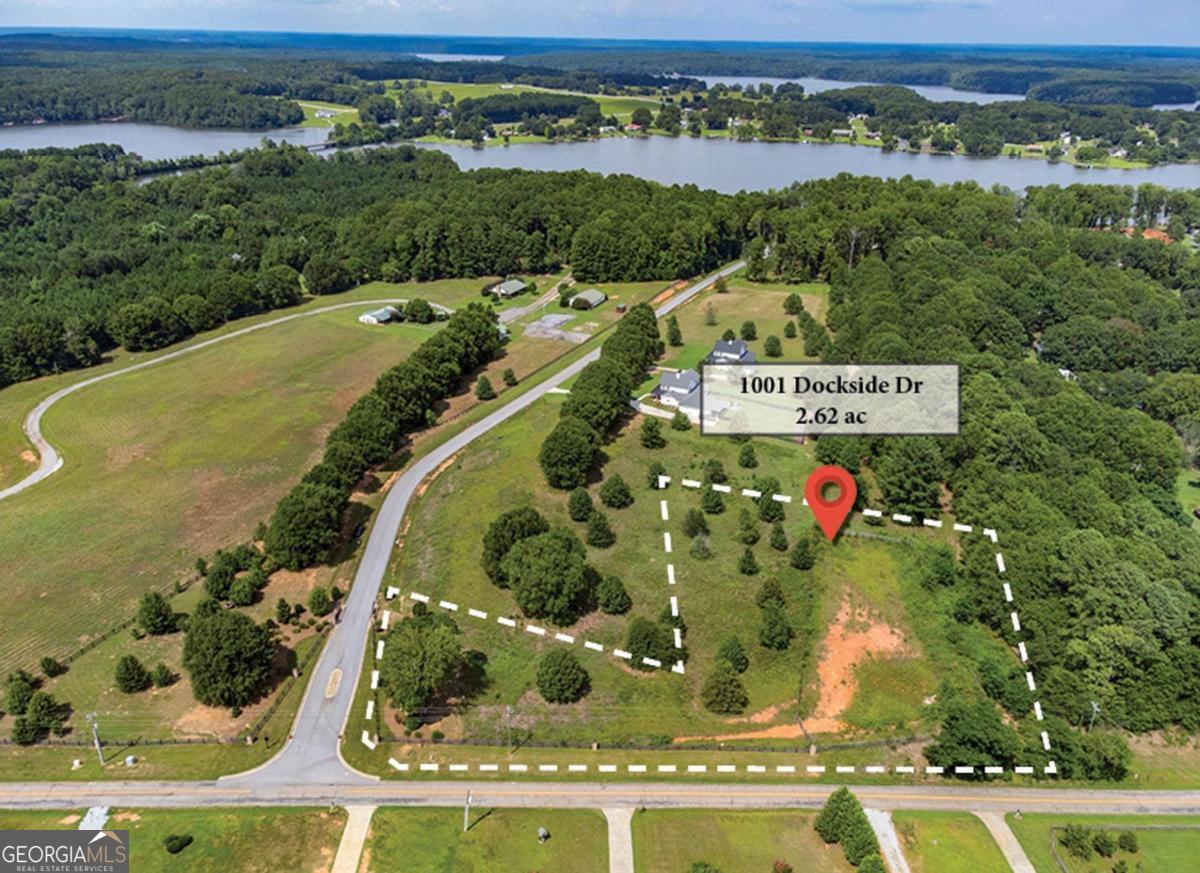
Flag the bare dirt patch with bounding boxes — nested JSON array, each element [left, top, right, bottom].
[[674, 595, 909, 743], [112, 812, 141, 822], [19, 450, 37, 465], [104, 443, 149, 472], [57, 814, 81, 825]]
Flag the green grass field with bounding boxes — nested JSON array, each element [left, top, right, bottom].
[[0, 278, 557, 677], [297, 100, 359, 128], [1006, 814, 1200, 873], [892, 811, 1009, 873], [363, 807, 607, 873], [631, 809, 853, 872], [0, 809, 83, 828], [661, 280, 828, 372], [113, 807, 345, 872]]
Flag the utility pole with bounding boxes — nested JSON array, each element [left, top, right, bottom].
[[85, 712, 103, 766], [463, 791, 472, 833]]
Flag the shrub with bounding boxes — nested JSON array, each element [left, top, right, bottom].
[[640, 416, 666, 449], [308, 587, 333, 617], [137, 591, 177, 635], [701, 664, 749, 714], [1092, 830, 1116, 858], [647, 461, 667, 488], [740, 320, 757, 340], [599, 474, 633, 508], [716, 636, 749, 673], [764, 335, 782, 357], [536, 649, 590, 703], [1060, 823, 1094, 860], [1117, 831, 1139, 853], [568, 487, 594, 521], [738, 443, 758, 468], [502, 368, 518, 386], [475, 376, 496, 400], [598, 574, 632, 614], [738, 547, 760, 575], [857, 854, 885, 873], [163, 834, 193, 855], [39, 657, 65, 678], [115, 654, 151, 693], [586, 512, 616, 548], [670, 410, 691, 431], [682, 508, 709, 538]]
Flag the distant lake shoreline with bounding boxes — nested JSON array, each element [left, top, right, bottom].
[[5, 119, 1200, 192]]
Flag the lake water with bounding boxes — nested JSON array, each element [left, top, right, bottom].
[[0, 122, 329, 161], [5, 120, 1200, 192], [682, 75, 1026, 105], [417, 136, 1200, 193]]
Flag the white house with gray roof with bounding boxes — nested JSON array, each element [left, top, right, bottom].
[[706, 339, 757, 364], [654, 369, 700, 408]]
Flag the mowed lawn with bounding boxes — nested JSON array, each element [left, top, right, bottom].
[[1006, 814, 1200, 873], [661, 280, 828, 372], [112, 807, 345, 873], [363, 807, 607, 873], [892, 811, 1009, 873], [374, 370, 965, 746], [0, 279, 513, 674], [631, 809, 854, 873]]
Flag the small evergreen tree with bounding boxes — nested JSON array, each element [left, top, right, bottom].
[[274, 597, 291, 623], [756, 578, 786, 609], [701, 664, 749, 714], [502, 368, 518, 386], [784, 292, 805, 315], [738, 443, 758, 468], [690, 534, 713, 560], [647, 461, 667, 489], [536, 649, 590, 703], [784, 321, 797, 339], [670, 410, 691, 431], [790, 534, 816, 570], [764, 335, 783, 357], [716, 636, 749, 673], [229, 576, 256, 607], [759, 604, 793, 649], [308, 587, 333, 617], [137, 591, 177, 635], [586, 512, 616, 548], [39, 657, 65, 678], [769, 522, 788, 551], [701, 488, 725, 514], [5, 670, 36, 716], [738, 508, 761, 545], [740, 320, 757, 340], [568, 487, 593, 522], [682, 508, 709, 537], [704, 304, 718, 326], [599, 475, 633, 509], [739, 547, 760, 575], [115, 654, 151, 693], [1117, 831, 1139, 854], [640, 416, 666, 449], [666, 315, 684, 346], [598, 574, 632, 614], [722, 328, 736, 341], [475, 376, 495, 400], [702, 459, 727, 483], [151, 662, 175, 688]]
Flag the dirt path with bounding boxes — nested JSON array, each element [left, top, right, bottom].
[[674, 595, 908, 743]]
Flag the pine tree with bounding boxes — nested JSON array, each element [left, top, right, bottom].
[[647, 461, 667, 489], [701, 487, 725, 515], [597, 574, 632, 614], [599, 475, 633, 509], [666, 315, 684, 347], [738, 443, 758, 468], [758, 604, 792, 649], [586, 512, 616, 548], [716, 636, 749, 673], [740, 320, 757, 341], [790, 533, 816, 570], [769, 522, 789, 551], [115, 654, 151, 693], [568, 487, 593, 522], [640, 416, 666, 449], [738, 547, 760, 575], [670, 410, 691, 431], [682, 508, 709, 538], [475, 376, 495, 400], [764, 335, 782, 357], [738, 508, 760, 545], [701, 664, 749, 714], [784, 321, 797, 339], [502, 368, 518, 386]]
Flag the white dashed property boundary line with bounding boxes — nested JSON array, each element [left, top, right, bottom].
[[369, 471, 1055, 777], [649, 472, 1056, 777], [658, 474, 687, 675]]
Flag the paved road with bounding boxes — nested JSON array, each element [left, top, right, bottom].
[[3, 781, 1199, 815], [0, 297, 450, 503], [603, 808, 635, 873], [221, 261, 745, 788]]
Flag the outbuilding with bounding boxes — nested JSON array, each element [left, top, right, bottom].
[[490, 278, 529, 299], [358, 306, 401, 325], [570, 289, 607, 310]]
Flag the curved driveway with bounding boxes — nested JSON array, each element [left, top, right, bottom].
[[0, 298, 450, 502], [227, 260, 745, 788]]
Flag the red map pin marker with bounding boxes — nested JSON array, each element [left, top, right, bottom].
[[805, 465, 857, 542]]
